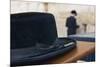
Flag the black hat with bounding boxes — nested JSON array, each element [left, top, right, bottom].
[[71, 10, 77, 16]]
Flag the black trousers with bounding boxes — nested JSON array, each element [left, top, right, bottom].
[[67, 29, 76, 36]]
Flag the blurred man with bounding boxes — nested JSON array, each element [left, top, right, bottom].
[[66, 10, 79, 36]]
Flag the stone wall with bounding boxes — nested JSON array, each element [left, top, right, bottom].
[[11, 1, 95, 37]]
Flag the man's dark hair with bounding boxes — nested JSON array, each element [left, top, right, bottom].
[[71, 10, 77, 16]]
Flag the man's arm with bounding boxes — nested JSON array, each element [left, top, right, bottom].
[[65, 18, 69, 27]]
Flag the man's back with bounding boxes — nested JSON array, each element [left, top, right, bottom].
[[66, 16, 77, 29]]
